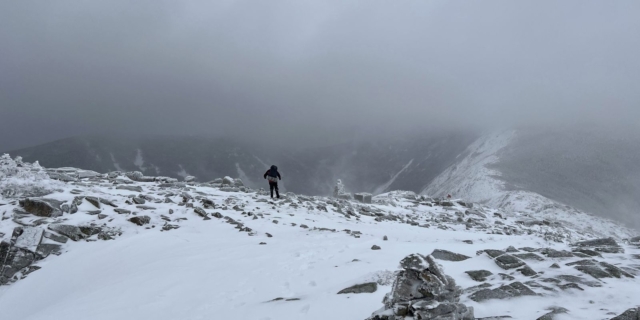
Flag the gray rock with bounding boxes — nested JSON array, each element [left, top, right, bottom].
[[114, 208, 131, 214], [599, 261, 635, 278], [136, 205, 156, 210], [514, 253, 545, 261], [99, 198, 118, 207], [337, 282, 377, 294], [222, 176, 234, 186], [85, 196, 101, 208], [470, 282, 536, 302], [47, 224, 86, 241], [480, 249, 506, 258], [573, 237, 624, 254], [86, 210, 101, 215], [432, 249, 471, 262], [557, 283, 583, 291], [194, 207, 208, 218], [36, 243, 62, 257], [371, 245, 381, 250], [133, 197, 146, 205], [572, 248, 602, 257], [536, 307, 569, 320], [540, 248, 574, 258], [495, 254, 526, 270], [79, 225, 102, 236], [465, 270, 493, 282], [517, 265, 538, 277], [19, 198, 63, 217], [43, 231, 68, 244], [354, 193, 373, 204], [555, 274, 602, 288], [610, 308, 640, 320], [505, 246, 519, 253], [550, 263, 561, 269], [116, 185, 143, 192], [367, 254, 474, 320], [128, 216, 151, 226]]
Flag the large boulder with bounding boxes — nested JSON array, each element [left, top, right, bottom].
[[222, 176, 234, 186], [366, 254, 474, 320], [19, 198, 63, 217]]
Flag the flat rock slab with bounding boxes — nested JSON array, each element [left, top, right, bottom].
[[116, 185, 143, 192], [540, 248, 575, 258], [555, 275, 602, 288], [431, 249, 471, 261], [136, 205, 156, 210], [470, 282, 536, 302], [85, 196, 101, 208], [47, 224, 86, 241], [495, 254, 526, 270], [481, 249, 506, 258], [573, 237, 624, 254], [337, 282, 378, 294], [114, 208, 131, 214], [514, 253, 545, 261], [465, 270, 493, 282]]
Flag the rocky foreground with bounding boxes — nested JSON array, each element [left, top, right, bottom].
[[1, 155, 639, 319]]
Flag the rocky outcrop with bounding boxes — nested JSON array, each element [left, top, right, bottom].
[[366, 254, 474, 320]]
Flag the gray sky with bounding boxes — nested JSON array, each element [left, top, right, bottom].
[[2, 0, 640, 151]]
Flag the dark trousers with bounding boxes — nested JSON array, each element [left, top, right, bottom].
[[269, 182, 280, 198]]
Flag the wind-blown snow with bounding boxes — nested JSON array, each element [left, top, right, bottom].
[[374, 159, 414, 195]]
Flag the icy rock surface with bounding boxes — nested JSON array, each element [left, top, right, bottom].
[[367, 254, 474, 320]]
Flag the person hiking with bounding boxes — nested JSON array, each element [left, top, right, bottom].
[[263, 165, 281, 199]]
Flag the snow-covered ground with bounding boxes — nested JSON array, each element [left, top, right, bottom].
[[1, 155, 639, 320]]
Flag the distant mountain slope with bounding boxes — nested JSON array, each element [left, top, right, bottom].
[[4, 132, 477, 196], [424, 128, 640, 229]]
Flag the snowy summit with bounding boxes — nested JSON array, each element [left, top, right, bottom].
[[0, 154, 639, 320]]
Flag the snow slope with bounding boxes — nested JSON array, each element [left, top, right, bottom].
[[1, 156, 639, 320], [422, 130, 634, 239]]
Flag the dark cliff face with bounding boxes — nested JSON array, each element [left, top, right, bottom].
[[4, 131, 478, 196]]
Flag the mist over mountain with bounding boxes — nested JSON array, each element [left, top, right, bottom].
[[3, 131, 477, 196], [6, 127, 640, 229]]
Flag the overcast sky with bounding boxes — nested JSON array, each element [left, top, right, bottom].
[[1, 1, 639, 151]]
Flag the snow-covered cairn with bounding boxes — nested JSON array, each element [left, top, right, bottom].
[[367, 254, 474, 320], [333, 179, 352, 200], [0, 154, 62, 198]]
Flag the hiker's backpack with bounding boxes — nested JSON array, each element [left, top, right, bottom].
[[267, 166, 278, 182]]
